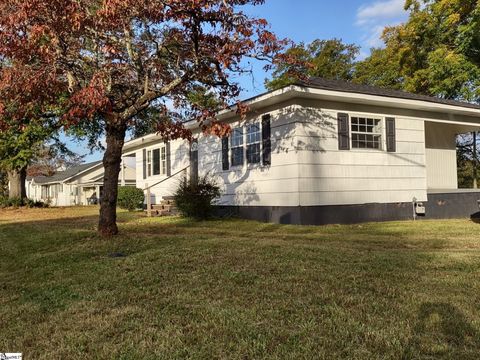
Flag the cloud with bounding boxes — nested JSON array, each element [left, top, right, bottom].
[[356, 0, 408, 49], [357, 0, 406, 25]]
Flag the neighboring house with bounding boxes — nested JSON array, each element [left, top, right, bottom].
[[26, 160, 136, 206], [122, 78, 480, 224]]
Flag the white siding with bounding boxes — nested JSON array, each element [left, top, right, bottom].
[[199, 105, 300, 206], [294, 102, 428, 205], [425, 149, 457, 190], [424, 121, 458, 190], [138, 104, 301, 206], [135, 137, 190, 204], [126, 99, 473, 208], [26, 163, 136, 206]]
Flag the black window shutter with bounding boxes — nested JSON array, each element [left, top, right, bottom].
[[142, 149, 147, 179], [386, 117, 396, 152], [152, 149, 160, 175], [190, 140, 199, 185], [166, 142, 172, 176], [262, 114, 272, 166], [337, 113, 350, 150], [222, 137, 229, 170]]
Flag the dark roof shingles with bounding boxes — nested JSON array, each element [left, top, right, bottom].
[[32, 161, 102, 184], [294, 78, 480, 110]]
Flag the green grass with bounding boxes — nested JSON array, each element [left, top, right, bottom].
[[1, 207, 480, 359]]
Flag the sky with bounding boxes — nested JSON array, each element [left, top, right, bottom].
[[71, 0, 409, 162]]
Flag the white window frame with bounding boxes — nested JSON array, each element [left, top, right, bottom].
[[229, 121, 268, 168], [161, 147, 167, 175], [230, 127, 244, 167], [350, 114, 384, 150], [246, 122, 261, 164], [147, 145, 167, 177], [147, 150, 152, 177]]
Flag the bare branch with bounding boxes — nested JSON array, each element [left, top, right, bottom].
[[121, 74, 188, 121]]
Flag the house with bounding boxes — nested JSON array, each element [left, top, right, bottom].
[[26, 160, 136, 206], [122, 78, 480, 224]]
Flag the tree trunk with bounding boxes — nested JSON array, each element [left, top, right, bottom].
[[98, 121, 126, 236], [8, 167, 27, 199]]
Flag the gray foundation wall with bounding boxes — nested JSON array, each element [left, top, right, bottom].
[[216, 192, 480, 225]]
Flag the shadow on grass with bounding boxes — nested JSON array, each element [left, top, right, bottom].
[[2, 208, 478, 256], [2, 209, 480, 358], [0, 210, 141, 235], [403, 302, 480, 358], [0, 214, 100, 233]]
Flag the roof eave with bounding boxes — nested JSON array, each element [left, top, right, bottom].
[[292, 86, 480, 118], [122, 84, 480, 152], [59, 163, 103, 183], [31, 162, 103, 185], [122, 86, 297, 151]]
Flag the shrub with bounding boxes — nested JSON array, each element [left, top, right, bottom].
[[0, 196, 48, 208], [174, 175, 221, 219], [0, 195, 7, 208], [25, 199, 49, 208], [0, 196, 24, 208], [117, 186, 145, 211]]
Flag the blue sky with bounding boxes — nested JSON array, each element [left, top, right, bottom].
[[72, 0, 408, 162]]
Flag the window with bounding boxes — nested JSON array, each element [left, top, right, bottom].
[[224, 117, 271, 169], [351, 116, 382, 149], [147, 150, 152, 176], [41, 185, 48, 199], [51, 184, 63, 197], [246, 123, 261, 164], [147, 146, 167, 177], [231, 127, 244, 166], [161, 147, 167, 175]]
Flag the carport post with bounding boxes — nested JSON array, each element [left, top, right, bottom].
[[121, 156, 126, 187]]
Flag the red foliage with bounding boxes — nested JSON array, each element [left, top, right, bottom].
[[27, 164, 55, 177], [63, 74, 111, 125], [0, 0, 305, 234], [0, 0, 294, 138]]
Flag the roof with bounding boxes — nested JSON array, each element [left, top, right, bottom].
[[31, 161, 102, 184], [124, 77, 480, 151], [294, 77, 480, 110]]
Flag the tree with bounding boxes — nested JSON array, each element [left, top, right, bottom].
[[353, 47, 404, 90], [130, 86, 223, 139], [456, 132, 480, 188], [355, 0, 480, 187], [355, 1, 480, 100], [0, 0, 292, 236], [27, 145, 85, 177], [0, 117, 60, 199], [0, 46, 64, 199], [266, 39, 359, 90]]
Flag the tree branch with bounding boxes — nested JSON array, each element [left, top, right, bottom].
[[123, 24, 144, 78], [120, 74, 188, 121]]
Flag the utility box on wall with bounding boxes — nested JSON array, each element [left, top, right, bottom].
[[415, 202, 426, 216]]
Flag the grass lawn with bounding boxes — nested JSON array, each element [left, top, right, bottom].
[[1, 207, 480, 359]]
